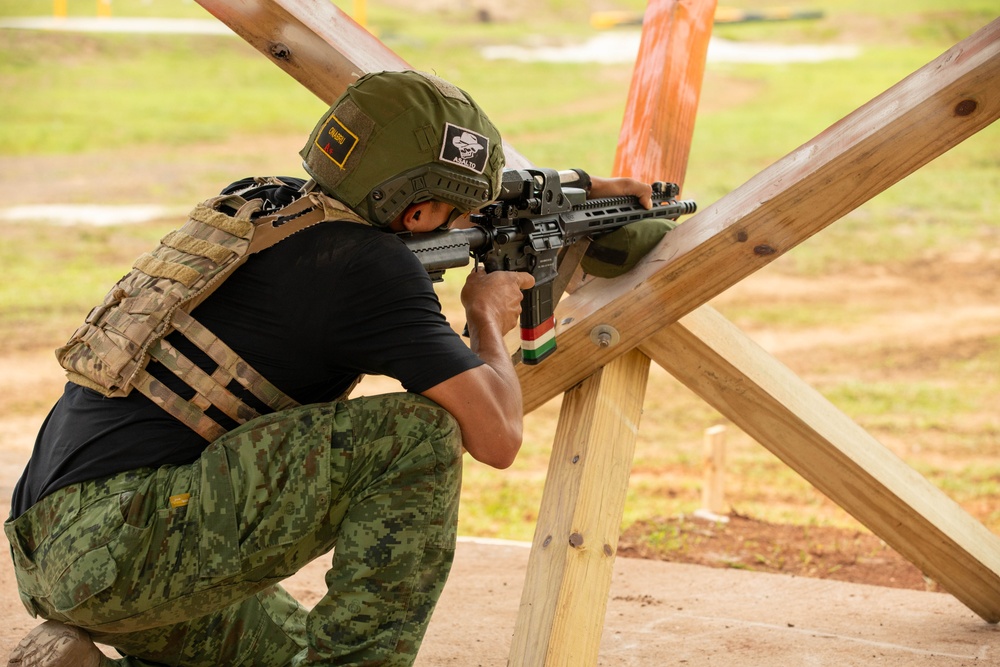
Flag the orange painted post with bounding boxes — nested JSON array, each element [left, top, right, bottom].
[[612, 0, 717, 186], [561, 0, 714, 297]]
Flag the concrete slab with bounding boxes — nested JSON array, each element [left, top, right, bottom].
[[2, 530, 996, 664], [401, 538, 998, 666]]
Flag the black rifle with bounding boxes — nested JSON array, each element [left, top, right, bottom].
[[400, 168, 696, 364]]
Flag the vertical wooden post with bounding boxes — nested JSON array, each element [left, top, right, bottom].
[[508, 349, 650, 665], [509, 0, 716, 663], [700, 424, 727, 516]]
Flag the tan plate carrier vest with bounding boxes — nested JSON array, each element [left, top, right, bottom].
[[56, 180, 367, 442]]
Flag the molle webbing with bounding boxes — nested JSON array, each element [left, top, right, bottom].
[[56, 183, 366, 440]]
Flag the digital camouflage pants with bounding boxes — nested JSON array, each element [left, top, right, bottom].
[[4, 393, 463, 666]]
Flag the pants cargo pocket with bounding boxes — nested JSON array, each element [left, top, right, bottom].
[[204, 405, 336, 578], [198, 442, 243, 581], [229, 431, 333, 576], [5, 521, 39, 618], [46, 546, 118, 622]]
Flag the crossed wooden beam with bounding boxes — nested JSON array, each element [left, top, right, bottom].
[[195, 0, 1000, 663]]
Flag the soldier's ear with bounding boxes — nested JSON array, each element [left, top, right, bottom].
[[388, 204, 418, 232], [400, 203, 431, 231]]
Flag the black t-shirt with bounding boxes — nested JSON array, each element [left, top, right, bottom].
[[10, 180, 483, 518]]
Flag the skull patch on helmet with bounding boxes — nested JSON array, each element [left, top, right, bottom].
[[440, 123, 489, 174]]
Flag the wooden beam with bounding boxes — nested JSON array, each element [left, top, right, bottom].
[[640, 306, 1000, 622], [194, 0, 535, 169], [508, 350, 650, 665], [196, 0, 407, 104], [519, 18, 1000, 414]]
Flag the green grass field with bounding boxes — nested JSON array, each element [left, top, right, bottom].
[[0, 1, 997, 541]]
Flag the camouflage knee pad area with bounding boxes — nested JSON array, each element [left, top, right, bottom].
[[6, 393, 464, 666]]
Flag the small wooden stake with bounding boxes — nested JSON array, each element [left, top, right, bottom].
[[701, 424, 727, 516]]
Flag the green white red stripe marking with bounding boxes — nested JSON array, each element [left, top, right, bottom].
[[520, 316, 556, 364]]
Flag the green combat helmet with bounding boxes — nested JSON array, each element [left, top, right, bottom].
[[301, 70, 506, 226]]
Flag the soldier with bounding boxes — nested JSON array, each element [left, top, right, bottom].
[[6, 70, 652, 666]]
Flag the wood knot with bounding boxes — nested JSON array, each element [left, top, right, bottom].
[[753, 244, 777, 256], [269, 42, 291, 60], [954, 99, 977, 117]]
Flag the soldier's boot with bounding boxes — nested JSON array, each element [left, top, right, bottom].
[[8, 621, 116, 667]]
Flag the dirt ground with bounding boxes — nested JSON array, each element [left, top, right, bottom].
[[1, 80, 999, 666], [618, 513, 940, 592]]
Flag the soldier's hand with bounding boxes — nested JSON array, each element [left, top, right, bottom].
[[589, 176, 654, 209], [461, 268, 535, 336]]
